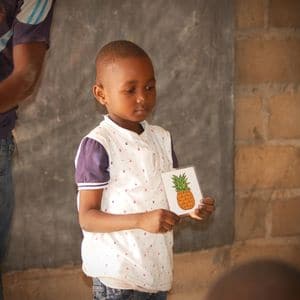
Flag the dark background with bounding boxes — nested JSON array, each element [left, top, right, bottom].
[[5, 0, 234, 271]]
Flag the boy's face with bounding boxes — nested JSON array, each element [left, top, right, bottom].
[[93, 56, 156, 130]]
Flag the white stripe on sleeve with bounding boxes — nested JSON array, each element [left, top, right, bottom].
[[17, 0, 53, 25]]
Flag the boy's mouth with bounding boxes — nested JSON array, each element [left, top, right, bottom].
[[135, 107, 146, 113]]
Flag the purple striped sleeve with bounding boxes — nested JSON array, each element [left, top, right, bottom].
[[75, 137, 110, 190], [13, 0, 55, 48]]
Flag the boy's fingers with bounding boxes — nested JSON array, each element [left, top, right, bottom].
[[198, 204, 206, 212], [172, 212, 180, 223], [205, 204, 215, 212], [165, 218, 178, 226], [199, 209, 209, 218], [197, 207, 213, 219], [161, 223, 172, 232], [191, 214, 202, 220], [189, 210, 201, 220], [202, 197, 215, 205], [164, 210, 180, 225], [162, 217, 178, 231], [201, 197, 216, 213]]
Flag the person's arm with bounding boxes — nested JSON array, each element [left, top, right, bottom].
[[78, 189, 180, 233], [0, 42, 47, 113]]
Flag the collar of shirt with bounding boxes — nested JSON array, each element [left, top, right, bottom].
[[103, 115, 148, 141]]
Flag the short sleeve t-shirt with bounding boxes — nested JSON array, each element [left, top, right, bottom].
[[74, 116, 178, 292], [0, 0, 54, 137]]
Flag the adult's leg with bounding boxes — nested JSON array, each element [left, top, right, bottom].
[[0, 135, 15, 300]]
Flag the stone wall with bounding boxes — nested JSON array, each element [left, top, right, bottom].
[[3, 1, 300, 299]]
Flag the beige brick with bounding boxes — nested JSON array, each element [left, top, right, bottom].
[[235, 145, 300, 189], [171, 247, 234, 298], [269, 92, 300, 139], [272, 196, 300, 236], [231, 242, 300, 269], [270, 0, 300, 28], [236, 39, 300, 84], [235, 0, 265, 29], [235, 96, 264, 140], [235, 195, 268, 240], [172, 249, 230, 291], [3, 267, 91, 300]]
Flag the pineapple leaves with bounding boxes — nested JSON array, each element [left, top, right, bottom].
[[171, 173, 191, 191]]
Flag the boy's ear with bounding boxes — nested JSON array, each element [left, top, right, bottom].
[[93, 84, 106, 105]]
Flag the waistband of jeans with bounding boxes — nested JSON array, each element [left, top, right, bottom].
[[0, 133, 13, 143]]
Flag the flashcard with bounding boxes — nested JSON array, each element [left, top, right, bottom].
[[161, 166, 202, 215]]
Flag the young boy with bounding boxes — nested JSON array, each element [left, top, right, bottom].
[[75, 40, 215, 300]]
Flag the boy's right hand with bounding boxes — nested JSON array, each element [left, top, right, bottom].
[[138, 209, 180, 233]]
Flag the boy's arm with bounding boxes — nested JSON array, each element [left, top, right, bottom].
[[78, 189, 180, 233]]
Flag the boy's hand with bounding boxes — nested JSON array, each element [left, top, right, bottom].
[[138, 209, 180, 233], [189, 196, 215, 221]]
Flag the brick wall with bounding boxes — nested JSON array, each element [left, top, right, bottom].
[[235, 0, 300, 241]]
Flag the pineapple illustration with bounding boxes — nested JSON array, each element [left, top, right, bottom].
[[172, 173, 195, 210]]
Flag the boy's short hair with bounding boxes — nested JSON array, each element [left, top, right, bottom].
[[95, 40, 151, 84]]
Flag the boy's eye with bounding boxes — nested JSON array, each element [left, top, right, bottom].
[[145, 85, 155, 91], [125, 87, 136, 94]]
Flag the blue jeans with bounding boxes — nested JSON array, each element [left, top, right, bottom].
[[0, 135, 15, 300], [93, 278, 168, 300]]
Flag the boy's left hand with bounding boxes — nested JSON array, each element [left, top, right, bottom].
[[189, 196, 215, 221]]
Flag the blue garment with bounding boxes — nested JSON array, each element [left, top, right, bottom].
[[0, 135, 15, 300], [92, 278, 168, 300]]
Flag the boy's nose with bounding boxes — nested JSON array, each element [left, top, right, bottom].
[[136, 96, 145, 104]]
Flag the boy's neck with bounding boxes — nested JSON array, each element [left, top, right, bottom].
[[107, 115, 144, 135]]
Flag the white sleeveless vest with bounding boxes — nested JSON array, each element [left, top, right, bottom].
[[78, 116, 175, 292]]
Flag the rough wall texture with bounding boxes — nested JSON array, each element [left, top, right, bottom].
[[4, 0, 234, 272], [3, 0, 300, 299], [234, 0, 300, 242]]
